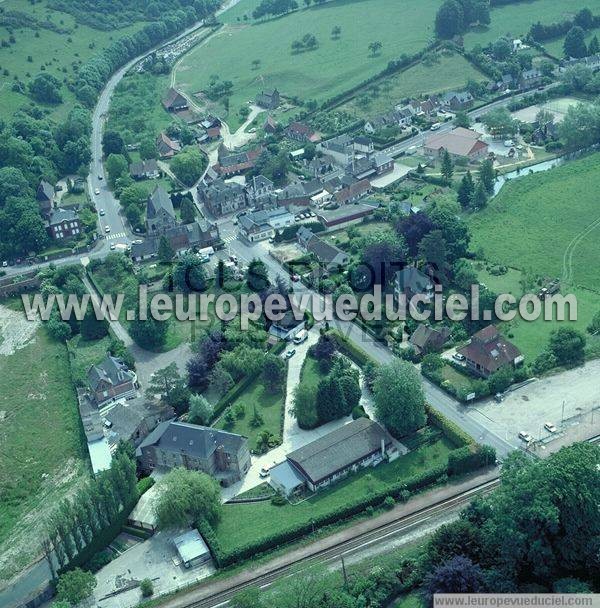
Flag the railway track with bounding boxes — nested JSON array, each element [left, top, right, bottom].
[[169, 477, 500, 608]]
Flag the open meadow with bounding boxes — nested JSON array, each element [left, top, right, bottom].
[[0, 0, 146, 122], [175, 0, 439, 123], [340, 51, 485, 117], [0, 325, 88, 582], [468, 153, 600, 360], [463, 0, 600, 49]]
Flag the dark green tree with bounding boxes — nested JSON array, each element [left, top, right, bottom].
[[180, 196, 196, 224], [441, 149, 454, 184], [478, 159, 496, 194], [158, 236, 175, 264], [564, 26, 588, 59], [457, 170, 475, 208]]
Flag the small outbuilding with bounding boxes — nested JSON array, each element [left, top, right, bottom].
[[173, 529, 211, 568]]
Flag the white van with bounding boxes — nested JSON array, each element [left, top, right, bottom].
[[293, 329, 308, 345]]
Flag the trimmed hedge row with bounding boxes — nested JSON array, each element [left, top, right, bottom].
[[448, 444, 496, 476], [206, 463, 447, 567], [426, 405, 473, 448], [137, 476, 155, 495], [330, 330, 373, 367]]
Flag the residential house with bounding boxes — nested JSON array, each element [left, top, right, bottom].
[[129, 159, 161, 180], [238, 207, 294, 242], [333, 178, 372, 204], [276, 183, 311, 207], [162, 87, 189, 112], [268, 310, 306, 341], [197, 178, 247, 217], [424, 127, 488, 161], [246, 175, 274, 205], [519, 68, 542, 90], [104, 398, 174, 449], [255, 88, 281, 109], [156, 132, 181, 158], [439, 91, 474, 111], [408, 324, 451, 356], [264, 115, 279, 134], [286, 121, 320, 143], [37, 180, 54, 217], [318, 134, 354, 166], [269, 418, 398, 496], [137, 420, 251, 485], [214, 145, 262, 177], [457, 325, 523, 378], [87, 355, 137, 408], [131, 217, 220, 262], [395, 266, 435, 304], [306, 236, 349, 271], [46, 208, 81, 240], [304, 154, 337, 180], [364, 110, 410, 134], [353, 136, 374, 155], [562, 54, 600, 71]]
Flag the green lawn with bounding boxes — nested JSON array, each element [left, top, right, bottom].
[[0, 327, 88, 577], [214, 377, 285, 450], [340, 52, 486, 118], [215, 436, 455, 553], [175, 0, 439, 127], [0, 0, 146, 122], [468, 153, 600, 360], [441, 363, 477, 393], [463, 0, 598, 49]]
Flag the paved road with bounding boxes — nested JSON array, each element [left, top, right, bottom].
[[383, 84, 558, 158], [216, 228, 518, 457]]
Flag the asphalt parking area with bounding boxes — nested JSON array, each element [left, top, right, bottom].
[[467, 359, 600, 454]]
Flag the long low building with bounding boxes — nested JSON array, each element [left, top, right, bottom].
[[269, 418, 399, 496], [424, 127, 489, 161]]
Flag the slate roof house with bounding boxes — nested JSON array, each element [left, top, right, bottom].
[[37, 180, 54, 217], [197, 178, 247, 217], [255, 88, 281, 109], [46, 208, 81, 240], [130, 159, 161, 180], [156, 132, 181, 158], [137, 420, 251, 485], [333, 178, 372, 204], [395, 266, 435, 304], [519, 68, 543, 90], [268, 310, 306, 341], [88, 355, 137, 408], [439, 90, 474, 111], [409, 324, 451, 356], [457, 325, 523, 378], [214, 145, 262, 177], [308, 238, 349, 271], [246, 174, 274, 204], [162, 88, 189, 112], [269, 418, 398, 495], [239, 207, 294, 242], [264, 114, 279, 134], [424, 127, 488, 161]]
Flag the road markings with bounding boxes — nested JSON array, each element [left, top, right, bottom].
[[105, 232, 127, 241]]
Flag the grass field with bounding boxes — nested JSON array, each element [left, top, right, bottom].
[[469, 153, 600, 360], [0, 0, 146, 122], [340, 52, 486, 118], [0, 327, 88, 580], [463, 0, 600, 49], [215, 436, 455, 553], [175, 0, 439, 125], [543, 25, 600, 58], [68, 333, 113, 386], [214, 377, 285, 450]]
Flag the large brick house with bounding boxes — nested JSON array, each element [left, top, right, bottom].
[[197, 178, 247, 217], [424, 127, 488, 161], [137, 420, 251, 485], [87, 355, 137, 407], [46, 208, 82, 240]]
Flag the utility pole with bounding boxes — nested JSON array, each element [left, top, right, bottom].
[[341, 554, 348, 590]]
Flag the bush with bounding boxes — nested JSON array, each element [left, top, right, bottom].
[[352, 405, 368, 419], [140, 578, 154, 597], [383, 495, 395, 510], [271, 493, 287, 506], [426, 406, 473, 447], [137, 476, 155, 495], [447, 444, 496, 476]]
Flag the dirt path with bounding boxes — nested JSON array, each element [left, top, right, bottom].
[[561, 215, 600, 285]]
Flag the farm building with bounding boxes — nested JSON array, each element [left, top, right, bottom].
[[424, 127, 488, 161]]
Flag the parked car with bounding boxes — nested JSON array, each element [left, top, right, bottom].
[[518, 431, 533, 443], [259, 466, 270, 479], [94, 188, 100, 195], [291, 274, 300, 282], [105, 226, 111, 233], [430, 122, 442, 131], [99, 208, 105, 216], [110, 243, 116, 250], [98, 174, 103, 180], [285, 349, 296, 359], [544, 422, 557, 433], [229, 254, 238, 264], [452, 353, 466, 362]]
